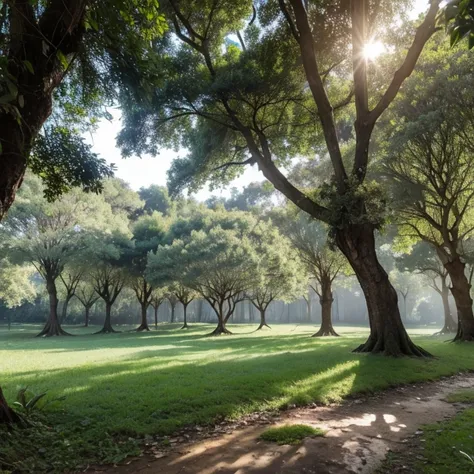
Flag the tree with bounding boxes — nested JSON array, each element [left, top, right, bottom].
[[58, 265, 83, 324], [148, 221, 260, 335], [119, 0, 439, 356], [172, 284, 196, 329], [445, 0, 474, 49], [127, 212, 168, 331], [75, 281, 99, 327], [150, 287, 167, 328], [167, 292, 179, 324], [382, 42, 474, 341], [284, 212, 347, 337], [2, 175, 111, 336], [0, 1, 166, 219], [245, 219, 304, 330], [397, 242, 457, 335], [138, 185, 175, 216]]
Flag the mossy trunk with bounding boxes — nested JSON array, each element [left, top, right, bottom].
[[336, 223, 430, 357]]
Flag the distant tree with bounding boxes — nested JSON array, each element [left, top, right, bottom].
[[397, 242, 457, 334], [139, 185, 175, 216], [75, 281, 99, 328], [58, 265, 83, 324], [127, 212, 168, 331], [172, 284, 197, 329], [245, 220, 304, 330], [282, 213, 347, 337], [167, 292, 179, 324], [148, 223, 260, 335], [150, 288, 167, 329]]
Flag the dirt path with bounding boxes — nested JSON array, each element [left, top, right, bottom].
[[93, 373, 474, 474]]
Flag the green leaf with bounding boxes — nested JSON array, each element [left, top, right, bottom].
[[469, 33, 474, 49], [56, 50, 69, 70], [25, 392, 47, 410], [6, 79, 18, 98], [18, 95, 25, 108], [23, 60, 34, 74]]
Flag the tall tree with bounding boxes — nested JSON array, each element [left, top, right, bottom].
[[382, 42, 474, 341], [0, 1, 166, 218], [119, 0, 439, 355], [2, 175, 114, 336], [172, 284, 196, 329], [150, 287, 167, 328]]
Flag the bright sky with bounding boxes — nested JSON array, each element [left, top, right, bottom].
[[87, 0, 430, 201]]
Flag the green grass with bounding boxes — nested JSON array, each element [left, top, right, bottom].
[[1, 323, 473, 472], [446, 389, 474, 403], [260, 424, 325, 445]]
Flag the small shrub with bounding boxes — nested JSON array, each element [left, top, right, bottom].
[[260, 424, 325, 445]]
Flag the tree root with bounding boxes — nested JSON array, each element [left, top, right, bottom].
[[256, 323, 271, 330], [135, 324, 150, 332], [353, 335, 432, 357], [207, 326, 233, 336], [93, 327, 120, 335], [312, 327, 340, 337]]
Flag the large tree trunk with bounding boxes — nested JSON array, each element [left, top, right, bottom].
[[95, 302, 118, 334], [37, 277, 70, 337], [256, 308, 271, 330], [434, 282, 457, 335], [0, 386, 21, 425], [0, 1, 89, 219], [136, 302, 150, 331], [208, 303, 232, 336], [312, 277, 339, 337], [445, 258, 474, 341], [335, 223, 430, 356], [181, 304, 189, 329]]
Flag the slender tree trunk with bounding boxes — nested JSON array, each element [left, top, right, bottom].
[[434, 282, 457, 335], [445, 257, 474, 341], [37, 277, 70, 337], [170, 304, 176, 323], [181, 304, 189, 329], [256, 308, 271, 330], [154, 306, 159, 328], [336, 223, 430, 356], [95, 302, 118, 334], [136, 302, 150, 331], [313, 277, 339, 337], [84, 306, 90, 327], [60, 295, 73, 324]]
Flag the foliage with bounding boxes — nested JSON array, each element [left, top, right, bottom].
[[13, 387, 65, 417], [260, 424, 325, 445], [445, 0, 474, 49], [0, 260, 36, 309]]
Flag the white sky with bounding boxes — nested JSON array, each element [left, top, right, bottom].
[[87, 0, 430, 201]]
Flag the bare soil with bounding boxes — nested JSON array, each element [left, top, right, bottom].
[[90, 373, 474, 474]]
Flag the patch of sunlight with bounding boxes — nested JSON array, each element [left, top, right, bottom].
[[62, 385, 91, 394], [383, 414, 397, 424]]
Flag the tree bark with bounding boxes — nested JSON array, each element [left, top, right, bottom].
[[0, 386, 21, 425], [154, 305, 159, 328], [136, 302, 150, 331], [336, 223, 430, 356], [256, 308, 271, 330], [37, 277, 70, 337], [95, 302, 118, 334], [312, 277, 339, 337], [170, 304, 176, 323], [0, 0, 89, 219], [84, 306, 90, 327], [181, 304, 189, 329], [445, 258, 474, 341], [60, 295, 73, 324], [208, 317, 232, 335], [434, 281, 457, 335]]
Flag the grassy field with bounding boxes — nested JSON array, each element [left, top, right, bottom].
[[1, 323, 474, 471]]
